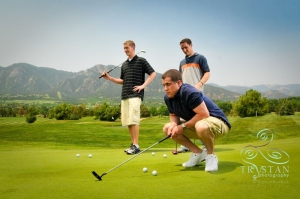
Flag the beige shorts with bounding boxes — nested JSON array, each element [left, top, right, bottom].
[[121, 97, 141, 126], [182, 116, 230, 139]]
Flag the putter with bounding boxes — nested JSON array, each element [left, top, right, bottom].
[[172, 142, 178, 155], [172, 139, 197, 155], [92, 135, 170, 181], [99, 50, 146, 79]]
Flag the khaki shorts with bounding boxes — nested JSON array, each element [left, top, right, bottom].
[[182, 116, 230, 139], [121, 97, 141, 126]]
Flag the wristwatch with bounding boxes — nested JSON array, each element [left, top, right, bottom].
[[181, 123, 186, 130]]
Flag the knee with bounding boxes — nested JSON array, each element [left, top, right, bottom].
[[195, 121, 208, 138], [163, 123, 171, 135]]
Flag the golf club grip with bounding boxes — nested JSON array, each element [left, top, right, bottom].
[[99, 69, 114, 79], [98, 52, 145, 79], [159, 135, 171, 143]]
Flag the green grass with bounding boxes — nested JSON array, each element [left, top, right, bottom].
[[0, 114, 299, 198], [0, 140, 298, 199]]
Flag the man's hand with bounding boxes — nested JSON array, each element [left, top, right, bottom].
[[167, 122, 183, 139], [101, 71, 111, 80], [133, 85, 145, 93], [194, 84, 202, 91]]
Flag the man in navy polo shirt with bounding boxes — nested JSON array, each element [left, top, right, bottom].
[[162, 69, 231, 172]]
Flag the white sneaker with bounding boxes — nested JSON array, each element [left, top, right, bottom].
[[177, 145, 189, 153], [205, 154, 218, 172], [182, 150, 207, 167]]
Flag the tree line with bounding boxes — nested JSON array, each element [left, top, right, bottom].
[[1, 89, 299, 123]]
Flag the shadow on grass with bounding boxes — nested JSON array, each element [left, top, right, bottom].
[[142, 148, 235, 153], [214, 161, 243, 174], [177, 161, 243, 174], [214, 148, 235, 152], [99, 161, 244, 181]]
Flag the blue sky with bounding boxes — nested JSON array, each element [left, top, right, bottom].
[[0, 0, 299, 86]]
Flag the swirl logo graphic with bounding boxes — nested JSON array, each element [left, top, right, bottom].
[[240, 129, 290, 180]]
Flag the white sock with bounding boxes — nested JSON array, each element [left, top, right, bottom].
[[134, 144, 139, 148]]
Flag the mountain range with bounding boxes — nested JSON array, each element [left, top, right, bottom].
[[1, 63, 299, 104]]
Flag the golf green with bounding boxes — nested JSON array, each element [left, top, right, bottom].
[[1, 137, 298, 199]]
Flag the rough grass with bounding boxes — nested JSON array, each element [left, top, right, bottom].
[[0, 113, 299, 148]]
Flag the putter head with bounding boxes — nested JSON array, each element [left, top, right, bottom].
[[172, 150, 178, 155], [92, 171, 105, 181]]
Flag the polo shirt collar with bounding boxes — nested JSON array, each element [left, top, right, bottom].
[[185, 52, 198, 59], [174, 85, 183, 99], [127, 55, 138, 62]]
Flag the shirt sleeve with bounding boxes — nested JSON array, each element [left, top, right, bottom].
[[120, 62, 126, 79], [199, 55, 210, 72], [186, 91, 203, 110], [142, 58, 155, 75]]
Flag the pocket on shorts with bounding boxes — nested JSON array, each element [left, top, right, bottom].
[[132, 106, 140, 123]]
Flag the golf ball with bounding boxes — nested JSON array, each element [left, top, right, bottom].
[[152, 152, 155, 156], [143, 167, 148, 172], [76, 154, 80, 157], [88, 154, 92, 158], [152, 170, 157, 176], [163, 154, 167, 158]]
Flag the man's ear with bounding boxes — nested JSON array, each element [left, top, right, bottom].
[[177, 80, 183, 86]]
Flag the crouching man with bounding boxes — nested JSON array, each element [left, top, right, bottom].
[[162, 69, 231, 172]]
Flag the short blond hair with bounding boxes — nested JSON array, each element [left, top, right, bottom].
[[123, 40, 135, 48]]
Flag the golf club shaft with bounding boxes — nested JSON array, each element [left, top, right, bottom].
[[92, 135, 170, 180], [99, 50, 145, 79], [104, 135, 170, 175]]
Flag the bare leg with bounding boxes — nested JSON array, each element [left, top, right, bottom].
[[195, 122, 214, 154], [128, 124, 139, 145], [163, 123, 202, 153]]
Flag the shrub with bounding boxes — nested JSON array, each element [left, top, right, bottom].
[[26, 115, 36, 123]]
